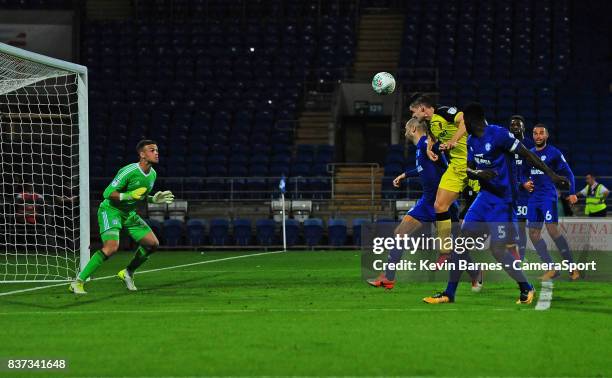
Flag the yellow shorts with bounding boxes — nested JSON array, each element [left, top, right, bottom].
[[438, 162, 480, 193]]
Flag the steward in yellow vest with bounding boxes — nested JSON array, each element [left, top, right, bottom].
[[578, 174, 608, 217]]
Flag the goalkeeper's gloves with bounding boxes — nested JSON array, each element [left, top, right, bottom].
[[151, 190, 175, 204], [119, 187, 147, 201]]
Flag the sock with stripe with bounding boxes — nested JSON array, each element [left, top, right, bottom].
[[78, 250, 108, 281]]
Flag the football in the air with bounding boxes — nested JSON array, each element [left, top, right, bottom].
[[371, 72, 396, 95]]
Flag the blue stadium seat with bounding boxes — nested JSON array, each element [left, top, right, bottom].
[[209, 218, 230, 246], [284, 219, 300, 246], [162, 219, 183, 246], [146, 218, 163, 238], [328, 218, 347, 246], [352, 218, 371, 246], [232, 218, 252, 246], [186, 219, 207, 245], [303, 218, 324, 247], [256, 219, 276, 246]]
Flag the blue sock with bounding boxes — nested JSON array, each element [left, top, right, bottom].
[[518, 223, 527, 260], [518, 281, 533, 292], [444, 252, 462, 298], [445, 282, 458, 298], [385, 247, 403, 281], [462, 251, 480, 280], [492, 246, 531, 289], [534, 238, 553, 264], [553, 236, 574, 264]]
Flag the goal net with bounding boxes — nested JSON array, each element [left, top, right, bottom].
[[0, 43, 89, 282]]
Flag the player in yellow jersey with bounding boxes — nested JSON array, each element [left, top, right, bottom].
[[409, 95, 479, 263]]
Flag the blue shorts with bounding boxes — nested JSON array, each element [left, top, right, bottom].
[[527, 200, 558, 229], [462, 192, 518, 243], [514, 194, 529, 220], [406, 197, 436, 223]]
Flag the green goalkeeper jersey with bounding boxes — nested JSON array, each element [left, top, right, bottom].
[[101, 163, 157, 214]]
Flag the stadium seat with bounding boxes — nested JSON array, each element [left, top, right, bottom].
[[209, 218, 230, 246], [256, 219, 276, 246], [352, 218, 371, 246], [162, 219, 183, 246], [303, 218, 324, 247], [186, 219, 207, 246], [328, 218, 347, 246], [145, 218, 163, 238], [232, 218, 252, 246], [284, 218, 300, 246]]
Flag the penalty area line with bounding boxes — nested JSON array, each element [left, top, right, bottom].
[[535, 280, 554, 311], [0, 250, 286, 298]]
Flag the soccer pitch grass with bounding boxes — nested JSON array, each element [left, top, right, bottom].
[[1, 250, 610, 378]]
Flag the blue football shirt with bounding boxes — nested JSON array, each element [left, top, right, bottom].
[[467, 125, 520, 203], [404, 136, 447, 203], [525, 144, 576, 202]]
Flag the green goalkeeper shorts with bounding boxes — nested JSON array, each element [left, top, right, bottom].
[[97, 204, 152, 242]]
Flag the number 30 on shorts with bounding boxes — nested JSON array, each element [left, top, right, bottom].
[[516, 206, 527, 216]]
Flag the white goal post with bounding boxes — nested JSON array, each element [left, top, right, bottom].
[[0, 42, 89, 282]]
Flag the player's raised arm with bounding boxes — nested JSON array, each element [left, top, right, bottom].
[[514, 143, 570, 189], [426, 134, 439, 161], [553, 150, 577, 203]]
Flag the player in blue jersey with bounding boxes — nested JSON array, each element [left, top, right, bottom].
[[424, 104, 570, 305], [522, 124, 579, 281], [368, 117, 481, 290], [508, 115, 534, 260]]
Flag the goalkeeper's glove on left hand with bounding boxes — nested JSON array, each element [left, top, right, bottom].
[[152, 190, 175, 204]]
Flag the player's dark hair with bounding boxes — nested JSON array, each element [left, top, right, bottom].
[[533, 123, 547, 130], [409, 94, 436, 109], [136, 139, 157, 152], [510, 114, 525, 123], [463, 102, 485, 125]]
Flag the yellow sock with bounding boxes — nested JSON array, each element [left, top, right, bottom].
[[436, 212, 452, 254]]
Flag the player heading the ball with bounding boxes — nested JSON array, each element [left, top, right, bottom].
[[70, 140, 175, 294]]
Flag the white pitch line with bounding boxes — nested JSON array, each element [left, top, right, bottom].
[[535, 280, 554, 310], [0, 250, 286, 297]]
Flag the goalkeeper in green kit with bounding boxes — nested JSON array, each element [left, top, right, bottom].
[[70, 140, 174, 294]]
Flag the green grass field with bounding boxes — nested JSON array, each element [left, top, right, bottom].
[[1, 250, 611, 377]]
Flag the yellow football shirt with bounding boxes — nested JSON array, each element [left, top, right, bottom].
[[428, 106, 467, 168]]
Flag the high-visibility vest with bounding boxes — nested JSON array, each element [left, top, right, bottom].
[[584, 183, 607, 215]]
